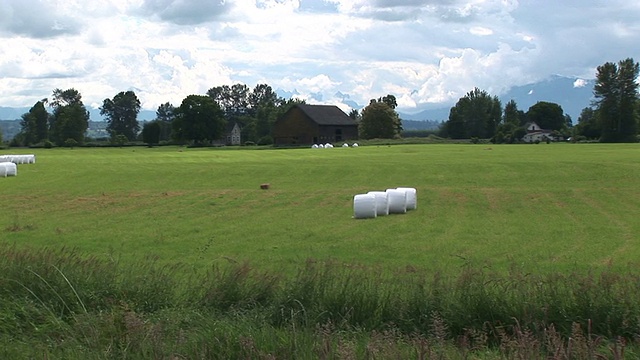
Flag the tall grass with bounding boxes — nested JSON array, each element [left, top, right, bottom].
[[1, 244, 639, 358]]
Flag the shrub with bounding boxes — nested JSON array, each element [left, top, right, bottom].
[[257, 135, 273, 146]]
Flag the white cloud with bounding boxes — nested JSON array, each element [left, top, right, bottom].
[[0, 0, 639, 115], [469, 26, 493, 36], [573, 79, 587, 88]]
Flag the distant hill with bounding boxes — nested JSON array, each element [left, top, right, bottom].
[[0, 120, 21, 141], [397, 75, 594, 124]]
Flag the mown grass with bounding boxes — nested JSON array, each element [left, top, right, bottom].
[[1, 144, 639, 274]]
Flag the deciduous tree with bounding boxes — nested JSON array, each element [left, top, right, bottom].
[[575, 107, 600, 139], [48, 88, 89, 146], [526, 101, 566, 131], [100, 91, 141, 141], [359, 98, 400, 139], [142, 121, 161, 146], [443, 88, 501, 139], [172, 95, 225, 145]]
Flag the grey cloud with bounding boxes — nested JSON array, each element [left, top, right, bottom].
[[140, 0, 232, 25], [0, 0, 81, 38]]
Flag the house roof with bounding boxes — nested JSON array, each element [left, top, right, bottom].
[[295, 104, 357, 126]]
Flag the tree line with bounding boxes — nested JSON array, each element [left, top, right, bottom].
[[440, 58, 639, 143], [13, 84, 309, 147], [11, 58, 638, 147], [12, 82, 401, 147]]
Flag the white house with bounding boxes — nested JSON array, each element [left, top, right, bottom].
[[522, 122, 562, 143]]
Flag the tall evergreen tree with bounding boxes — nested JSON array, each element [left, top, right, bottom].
[[155, 102, 176, 141], [19, 100, 50, 145], [594, 58, 639, 142], [503, 100, 520, 126]]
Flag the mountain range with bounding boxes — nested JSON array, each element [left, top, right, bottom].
[[1, 75, 594, 126], [396, 75, 594, 123]]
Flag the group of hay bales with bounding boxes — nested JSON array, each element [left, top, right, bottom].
[[353, 187, 417, 219], [0, 154, 36, 177], [311, 143, 359, 148]]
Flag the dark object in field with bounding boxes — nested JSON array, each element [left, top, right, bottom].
[[260, 183, 270, 190]]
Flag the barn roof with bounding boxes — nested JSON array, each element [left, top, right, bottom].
[[296, 104, 357, 126]]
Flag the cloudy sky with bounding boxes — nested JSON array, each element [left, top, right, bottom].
[[1, 0, 639, 114]]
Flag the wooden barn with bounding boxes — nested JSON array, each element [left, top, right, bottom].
[[273, 104, 358, 146]]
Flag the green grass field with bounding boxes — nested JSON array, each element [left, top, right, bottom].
[[2, 143, 639, 274]]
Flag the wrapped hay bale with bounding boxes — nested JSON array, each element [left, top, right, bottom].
[[312, 144, 319, 148], [385, 188, 407, 214], [367, 191, 389, 216], [342, 143, 349, 147], [353, 193, 377, 219], [0, 162, 17, 177], [396, 187, 417, 210]]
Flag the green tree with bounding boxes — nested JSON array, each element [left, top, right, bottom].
[[172, 95, 225, 145], [19, 100, 50, 145], [594, 58, 639, 142], [358, 99, 400, 139], [575, 107, 599, 139], [526, 101, 566, 131], [348, 109, 358, 120], [142, 121, 161, 146], [48, 88, 89, 146], [207, 84, 250, 121], [155, 102, 176, 141], [100, 91, 141, 141], [503, 100, 520, 126], [443, 88, 501, 139]]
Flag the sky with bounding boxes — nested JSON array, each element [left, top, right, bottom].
[[1, 0, 639, 115]]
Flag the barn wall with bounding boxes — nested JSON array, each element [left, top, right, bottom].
[[318, 125, 359, 143], [273, 108, 319, 146]]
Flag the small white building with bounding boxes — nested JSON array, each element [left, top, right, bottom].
[[522, 122, 562, 143], [226, 122, 242, 146]]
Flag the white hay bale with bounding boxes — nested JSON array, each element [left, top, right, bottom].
[[352, 143, 359, 147], [0, 154, 35, 164], [0, 163, 7, 177], [353, 193, 377, 219], [385, 189, 407, 214], [367, 191, 389, 216], [342, 143, 349, 147], [396, 187, 417, 210], [312, 144, 319, 148], [0, 162, 17, 176], [325, 143, 333, 148], [318, 144, 325, 148]]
